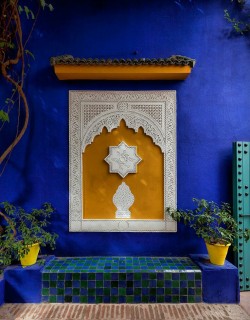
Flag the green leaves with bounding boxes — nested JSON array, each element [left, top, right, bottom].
[[224, 8, 250, 35], [40, 0, 54, 11], [18, 5, 35, 20], [25, 49, 35, 60], [0, 40, 15, 49], [0, 202, 58, 267], [166, 198, 248, 250], [0, 110, 9, 123]]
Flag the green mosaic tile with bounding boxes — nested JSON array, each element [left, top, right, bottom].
[[165, 288, 171, 295], [119, 288, 126, 295], [42, 288, 49, 295], [196, 288, 202, 295], [42, 273, 49, 281], [104, 288, 110, 295], [172, 281, 179, 288], [41, 256, 202, 304], [43, 256, 201, 273], [80, 296, 88, 303], [134, 273, 141, 280], [96, 281, 103, 288], [142, 280, 149, 287], [134, 288, 142, 295], [96, 296, 103, 303], [88, 274, 95, 280], [149, 288, 156, 295], [49, 296, 57, 303], [180, 288, 187, 295], [119, 273, 126, 280], [172, 296, 180, 303], [111, 296, 119, 303], [126, 296, 134, 303], [142, 296, 149, 303], [104, 274, 111, 280], [73, 273, 80, 280], [180, 273, 187, 280], [157, 280, 164, 287], [88, 288, 95, 295], [65, 281, 72, 287], [195, 272, 202, 280], [164, 273, 171, 280], [188, 296, 195, 303], [157, 296, 164, 303], [81, 281, 87, 287], [50, 281, 57, 288], [73, 288, 80, 295], [65, 296, 72, 302], [57, 274, 65, 280], [57, 288, 64, 295]]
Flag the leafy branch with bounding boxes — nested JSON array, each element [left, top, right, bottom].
[[224, 0, 250, 34], [166, 198, 250, 250], [0, 202, 58, 267], [0, 0, 53, 175]]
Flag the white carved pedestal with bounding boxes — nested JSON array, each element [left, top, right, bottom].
[[113, 182, 135, 218]]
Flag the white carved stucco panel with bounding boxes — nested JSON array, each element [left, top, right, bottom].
[[69, 90, 177, 232]]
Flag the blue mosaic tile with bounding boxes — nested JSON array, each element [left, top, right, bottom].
[[41, 256, 202, 304]]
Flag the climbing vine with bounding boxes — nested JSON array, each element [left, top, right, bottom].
[[0, 0, 53, 175]]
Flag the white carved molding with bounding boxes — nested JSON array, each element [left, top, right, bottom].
[[105, 141, 142, 178], [69, 90, 177, 232]]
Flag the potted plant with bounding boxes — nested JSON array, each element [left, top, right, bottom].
[[166, 198, 250, 265], [0, 202, 58, 267]]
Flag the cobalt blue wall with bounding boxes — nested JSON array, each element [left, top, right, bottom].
[[1, 0, 250, 257]]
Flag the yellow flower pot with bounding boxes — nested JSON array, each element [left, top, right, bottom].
[[20, 243, 40, 266], [205, 242, 231, 266]]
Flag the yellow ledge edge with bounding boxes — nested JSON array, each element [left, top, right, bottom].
[[53, 65, 192, 80]]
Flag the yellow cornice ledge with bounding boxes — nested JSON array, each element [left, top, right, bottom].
[[50, 56, 195, 81], [53, 64, 192, 81]]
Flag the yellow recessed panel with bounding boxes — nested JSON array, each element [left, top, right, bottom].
[[82, 120, 164, 219]]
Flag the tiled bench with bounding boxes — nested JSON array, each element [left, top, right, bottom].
[[41, 257, 202, 304], [2, 255, 239, 304]]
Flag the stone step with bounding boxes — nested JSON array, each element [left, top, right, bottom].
[[41, 257, 202, 303]]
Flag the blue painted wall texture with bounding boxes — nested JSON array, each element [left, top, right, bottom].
[[1, 0, 250, 257]]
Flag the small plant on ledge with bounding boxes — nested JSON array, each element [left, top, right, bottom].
[[166, 198, 250, 265], [0, 202, 58, 267]]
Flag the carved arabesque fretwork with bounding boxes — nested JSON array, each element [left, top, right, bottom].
[[69, 90, 177, 232], [82, 111, 165, 153]]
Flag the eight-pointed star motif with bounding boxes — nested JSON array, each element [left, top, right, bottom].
[[104, 141, 142, 178]]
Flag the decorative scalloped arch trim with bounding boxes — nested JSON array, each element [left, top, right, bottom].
[[82, 110, 165, 153]]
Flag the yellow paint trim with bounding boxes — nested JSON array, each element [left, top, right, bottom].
[[54, 65, 192, 80], [83, 121, 164, 220]]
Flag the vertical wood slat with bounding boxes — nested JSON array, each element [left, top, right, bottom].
[[233, 142, 250, 291]]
